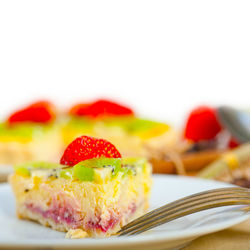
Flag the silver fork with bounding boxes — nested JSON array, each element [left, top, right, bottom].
[[118, 187, 250, 236]]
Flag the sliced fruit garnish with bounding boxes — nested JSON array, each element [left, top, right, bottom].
[[127, 119, 170, 139], [15, 167, 30, 176], [122, 157, 147, 166], [69, 103, 91, 117], [184, 106, 221, 142], [127, 119, 161, 132], [60, 158, 122, 181], [228, 137, 239, 148], [76, 157, 122, 168], [59, 168, 74, 179], [73, 163, 95, 181], [122, 157, 147, 175], [69, 99, 134, 118], [60, 135, 122, 166], [14, 161, 63, 176], [7, 100, 56, 124]]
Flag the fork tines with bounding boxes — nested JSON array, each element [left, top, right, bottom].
[[118, 187, 250, 236]]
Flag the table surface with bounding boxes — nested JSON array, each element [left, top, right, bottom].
[[184, 219, 250, 250]]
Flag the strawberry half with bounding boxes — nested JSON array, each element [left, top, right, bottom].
[[60, 135, 122, 166], [184, 106, 221, 142], [228, 137, 239, 149], [69, 103, 91, 117], [8, 100, 56, 124], [69, 99, 134, 118]]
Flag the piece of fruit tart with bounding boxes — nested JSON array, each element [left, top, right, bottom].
[[9, 135, 152, 238], [63, 99, 179, 160], [0, 101, 62, 166]]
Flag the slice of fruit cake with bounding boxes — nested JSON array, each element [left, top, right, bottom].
[[9, 135, 152, 238], [0, 100, 62, 166]]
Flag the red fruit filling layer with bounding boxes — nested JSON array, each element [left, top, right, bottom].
[[26, 203, 82, 228], [25, 201, 138, 233]]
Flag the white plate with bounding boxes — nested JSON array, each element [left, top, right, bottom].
[[0, 175, 249, 250]]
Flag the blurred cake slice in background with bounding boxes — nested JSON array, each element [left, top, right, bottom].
[[63, 98, 179, 161], [0, 101, 62, 168]]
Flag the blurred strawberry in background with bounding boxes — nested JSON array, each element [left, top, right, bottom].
[[184, 106, 221, 142], [69, 99, 134, 118], [7, 100, 56, 124], [184, 105, 240, 150]]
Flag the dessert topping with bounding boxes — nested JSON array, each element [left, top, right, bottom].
[[69, 99, 134, 118], [60, 135, 122, 166], [184, 105, 221, 142], [8, 100, 56, 124]]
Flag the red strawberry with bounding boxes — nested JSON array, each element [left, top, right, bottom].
[[8, 100, 56, 124], [228, 137, 239, 148], [60, 135, 122, 166], [184, 106, 221, 142], [69, 99, 134, 118], [69, 103, 91, 117]]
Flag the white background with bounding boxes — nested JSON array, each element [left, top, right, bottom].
[[0, 0, 250, 126]]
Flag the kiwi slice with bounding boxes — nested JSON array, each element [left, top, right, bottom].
[[121, 157, 147, 176], [15, 157, 144, 182], [73, 163, 95, 181], [58, 158, 122, 181], [59, 168, 74, 179], [14, 161, 63, 176]]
